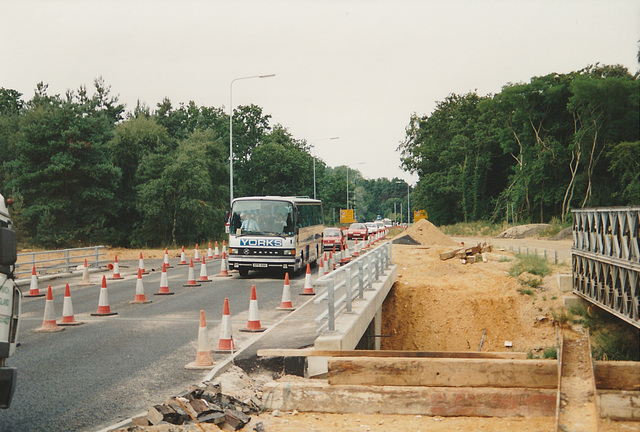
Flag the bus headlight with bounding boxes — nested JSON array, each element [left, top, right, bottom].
[[283, 249, 296, 256], [228, 248, 237, 254]]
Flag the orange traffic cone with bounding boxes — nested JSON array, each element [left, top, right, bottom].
[[193, 244, 201, 262], [109, 255, 124, 280], [207, 242, 213, 259], [184, 259, 201, 287], [155, 263, 174, 295], [59, 283, 83, 326], [276, 273, 295, 310], [34, 285, 64, 333], [178, 246, 187, 265], [214, 241, 220, 259], [92, 276, 118, 316], [215, 298, 236, 352], [240, 285, 265, 332], [222, 240, 227, 256], [78, 259, 93, 286], [341, 242, 351, 264], [185, 310, 215, 369], [198, 257, 211, 282], [25, 265, 45, 297], [317, 257, 325, 278], [352, 239, 360, 257], [163, 248, 172, 268], [301, 263, 315, 295], [130, 268, 152, 304], [138, 252, 148, 275], [217, 251, 231, 277]]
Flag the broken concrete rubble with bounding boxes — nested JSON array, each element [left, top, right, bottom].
[[126, 381, 260, 431]]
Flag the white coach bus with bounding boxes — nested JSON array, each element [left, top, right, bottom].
[[226, 196, 324, 276]]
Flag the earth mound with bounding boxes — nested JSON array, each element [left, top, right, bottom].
[[496, 224, 550, 239], [393, 219, 459, 247]]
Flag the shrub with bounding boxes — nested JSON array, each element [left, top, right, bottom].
[[509, 254, 552, 278]]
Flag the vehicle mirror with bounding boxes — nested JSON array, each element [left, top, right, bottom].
[[0, 227, 17, 267]]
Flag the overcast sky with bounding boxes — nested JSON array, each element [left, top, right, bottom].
[[1, 0, 638, 184]]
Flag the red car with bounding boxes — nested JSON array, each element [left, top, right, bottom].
[[346, 223, 368, 240], [323, 227, 346, 252]]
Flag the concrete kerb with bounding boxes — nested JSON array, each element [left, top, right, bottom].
[[96, 293, 319, 432]]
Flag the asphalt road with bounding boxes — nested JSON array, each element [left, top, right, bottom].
[[1, 255, 316, 432]]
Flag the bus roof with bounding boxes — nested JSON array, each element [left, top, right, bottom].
[[232, 196, 321, 205]]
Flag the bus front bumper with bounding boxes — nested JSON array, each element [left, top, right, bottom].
[[228, 257, 298, 270]]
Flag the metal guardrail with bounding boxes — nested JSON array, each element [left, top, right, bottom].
[[15, 246, 108, 277], [314, 241, 392, 334], [571, 207, 639, 329]]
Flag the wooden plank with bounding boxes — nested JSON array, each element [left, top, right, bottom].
[[257, 348, 527, 360], [262, 381, 557, 417], [595, 361, 640, 390], [328, 357, 558, 388], [439, 248, 461, 260]]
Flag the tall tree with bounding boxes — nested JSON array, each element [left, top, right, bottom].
[[5, 81, 122, 246]]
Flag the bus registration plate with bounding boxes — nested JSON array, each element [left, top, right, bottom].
[[252, 263, 267, 268]]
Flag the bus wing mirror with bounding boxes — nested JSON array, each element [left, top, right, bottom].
[[0, 227, 17, 266]]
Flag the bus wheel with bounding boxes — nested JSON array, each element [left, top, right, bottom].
[[239, 268, 249, 277]]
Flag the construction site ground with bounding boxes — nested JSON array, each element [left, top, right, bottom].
[[106, 220, 637, 432]]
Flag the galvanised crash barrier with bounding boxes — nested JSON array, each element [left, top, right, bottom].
[[313, 241, 397, 354]]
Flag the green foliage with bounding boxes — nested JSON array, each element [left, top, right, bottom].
[[567, 304, 639, 361], [509, 254, 552, 278], [399, 65, 639, 225], [440, 221, 504, 237], [542, 346, 558, 359]]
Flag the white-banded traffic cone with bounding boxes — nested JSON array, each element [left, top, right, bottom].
[[155, 263, 174, 295], [130, 268, 152, 304], [207, 242, 214, 259], [185, 310, 215, 369], [222, 240, 227, 257], [198, 257, 211, 282], [341, 242, 351, 264], [184, 259, 201, 287], [240, 285, 265, 332], [352, 239, 360, 257], [91, 276, 117, 316], [78, 259, 94, 286], [109, 255, 124, 280], [317, 257, 325, 278], [35, 285, 64, 333], [59, 283, 83, 326], [193, 244, 201, 262], [163, 247, 172, 268], [215, 298, 236, 352], [217, 251, 231, 277], [25, 265, 45, 297], [276, 273, 295, 310], [301, 263, 315, 295], [138, 252, 148, 275], [178, 246, 187, 265], [214, 241, 220, 259]]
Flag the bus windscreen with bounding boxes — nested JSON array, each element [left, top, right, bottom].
[[229, 200, 294, 236]]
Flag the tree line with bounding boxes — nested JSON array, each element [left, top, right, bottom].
[[399, 63, 639, 226], [0, 79, 408, 248]]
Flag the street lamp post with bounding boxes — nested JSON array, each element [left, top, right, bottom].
[[347, 162, 365, 212], [229, 74, 275, 207], [310, 137, 339, 200], [397, 181, 410, 225]]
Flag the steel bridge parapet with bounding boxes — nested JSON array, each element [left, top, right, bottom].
[[571, 207, 639, 329]]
